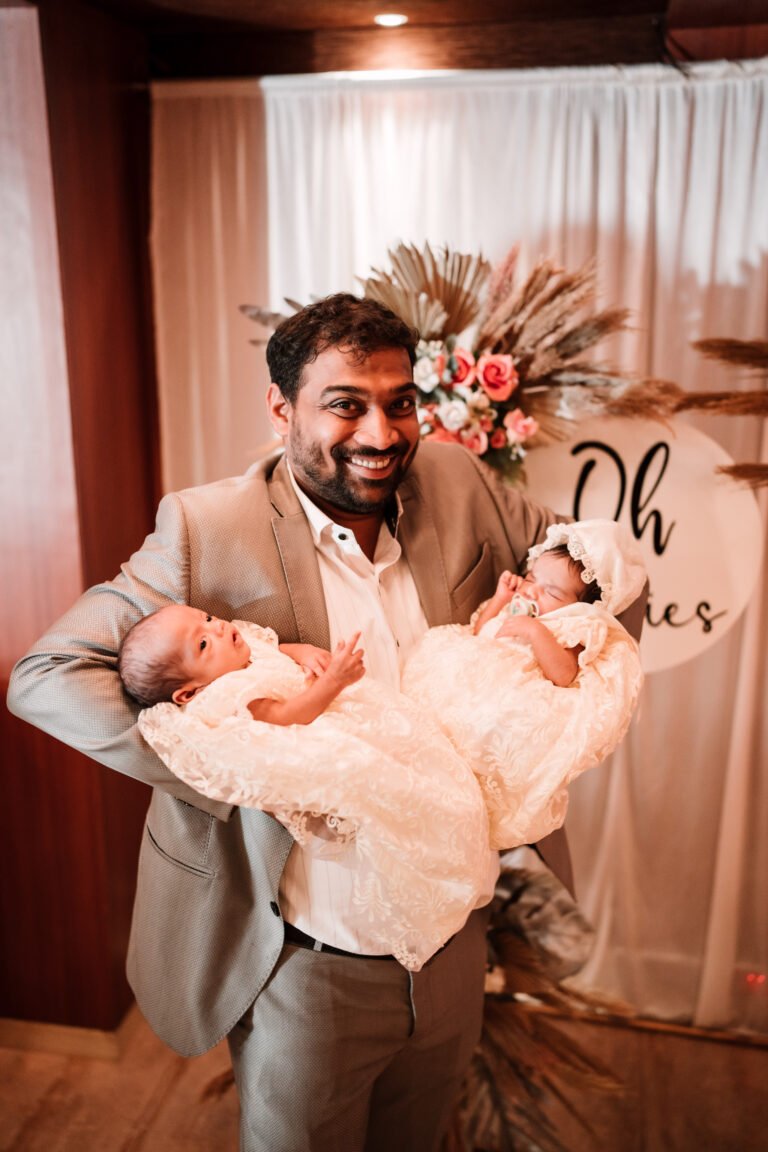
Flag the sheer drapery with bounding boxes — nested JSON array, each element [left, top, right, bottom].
[[151, 60, 768, 1030], [151, 81, 273, 492]]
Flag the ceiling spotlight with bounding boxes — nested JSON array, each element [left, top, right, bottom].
[[374, 14, 409, 27]]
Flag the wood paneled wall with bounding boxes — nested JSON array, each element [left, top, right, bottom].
[[2, 0, 158, 1031]]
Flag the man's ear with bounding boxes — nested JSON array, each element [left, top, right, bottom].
[[172, 683, 202, 706], [266, 383, 291, 437]]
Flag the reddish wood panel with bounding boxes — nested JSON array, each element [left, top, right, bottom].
[[37, 0, 160, 587], [2, 0, 157, 1031]]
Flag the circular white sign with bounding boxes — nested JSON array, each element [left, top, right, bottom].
[[523, 416, 764, 673]]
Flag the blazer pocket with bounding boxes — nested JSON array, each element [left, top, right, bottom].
[[450, 542, 496, 619], [145, 824, 216, 879]]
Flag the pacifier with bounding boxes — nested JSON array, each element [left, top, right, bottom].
[[508, 594, 539, 618]]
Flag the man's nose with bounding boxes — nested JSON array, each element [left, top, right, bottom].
[[357, 407, 398, 448]]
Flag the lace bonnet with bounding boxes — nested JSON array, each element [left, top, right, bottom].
[[526, 519, 647, 615]]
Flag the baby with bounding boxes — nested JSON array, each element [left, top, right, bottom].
[[401, 518, 647, 850], [118, 607, 492, 972]]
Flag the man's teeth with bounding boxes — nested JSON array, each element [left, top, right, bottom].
[[348, 455, 393, 470]]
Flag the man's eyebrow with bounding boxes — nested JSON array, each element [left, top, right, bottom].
[[318, 382, 417, 399]]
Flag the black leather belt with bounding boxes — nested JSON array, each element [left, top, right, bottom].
[[283, 921, 394, 961]]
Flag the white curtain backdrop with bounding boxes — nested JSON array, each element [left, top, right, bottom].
[[151, 60, 768, 1031]]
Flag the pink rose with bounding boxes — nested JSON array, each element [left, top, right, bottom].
[[490, 427, 508, 450], [503, 408, 539, 444], [450, 347, 476, 386], [460, 426, 489, 456], [476, 354, 518, 402]]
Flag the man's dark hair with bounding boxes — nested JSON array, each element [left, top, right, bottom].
[[117, 611, 189, 708], [266, 292, 419, 404], [542, 545, 602, 605]]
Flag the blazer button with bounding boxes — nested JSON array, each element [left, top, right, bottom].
[[269, 900, 280, 917]]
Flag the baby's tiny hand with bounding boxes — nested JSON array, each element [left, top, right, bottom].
[[279, 642, 332, 678], [496, 570, 524, 600], [325, 633, 365, 689], [300, 646, 332, 678], [496, 615, 537, 642]]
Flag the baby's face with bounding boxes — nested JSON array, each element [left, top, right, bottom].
[[154, 605, 250, 689], [519, 553, 584, 615]]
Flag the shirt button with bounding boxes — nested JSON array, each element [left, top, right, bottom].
[[338, 531, 348, 541], [269, 901, 280, 917]]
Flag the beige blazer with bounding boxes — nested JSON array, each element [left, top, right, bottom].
[[8, 443, 614, 1056]]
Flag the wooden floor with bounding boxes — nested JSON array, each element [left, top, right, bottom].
[[1, 1006, 767, 1151]]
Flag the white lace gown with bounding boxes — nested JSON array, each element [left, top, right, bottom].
[[401, 602, 644, 851], [137, 622, 492, 971]]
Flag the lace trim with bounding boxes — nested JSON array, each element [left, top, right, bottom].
[[527, 526, 611, 605]]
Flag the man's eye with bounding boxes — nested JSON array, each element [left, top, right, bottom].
[[391, 396, 417, 414], [329, 399, 360, 413], [199, 639, 207, 651]]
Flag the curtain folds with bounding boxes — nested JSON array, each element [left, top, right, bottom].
[[151, 59, 768, 1031]]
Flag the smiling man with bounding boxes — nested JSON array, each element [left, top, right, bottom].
[[8, 292, 574, 1152]]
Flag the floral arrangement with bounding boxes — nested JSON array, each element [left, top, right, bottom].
[[357, 242, 640, 483], [412, 337, 541, 475], [242, 243, 768, 488]]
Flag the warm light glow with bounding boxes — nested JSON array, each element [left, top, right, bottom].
[[374, 13, 409, 27]]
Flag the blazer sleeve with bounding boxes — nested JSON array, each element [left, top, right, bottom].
[[6, 491, 235, 820]]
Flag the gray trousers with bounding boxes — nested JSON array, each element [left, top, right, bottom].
[[227, 907, 490, 1152]]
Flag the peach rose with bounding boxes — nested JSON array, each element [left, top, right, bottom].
[[476, 354, 518, 402], [503, 408, 539, 444], [490, 427, 508, 450], [460, 426, 489, 456], [450, 347, 476, 386]]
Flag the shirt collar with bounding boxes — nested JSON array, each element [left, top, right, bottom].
[[286, 462, 404, 545]]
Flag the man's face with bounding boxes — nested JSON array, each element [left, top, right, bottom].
[[267, 344, 420, 516]]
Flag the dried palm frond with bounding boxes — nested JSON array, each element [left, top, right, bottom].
[[674, 389, 768, 416], [606, 379, 768, 420], [484, 246, 521, 319], [693, 338, 768, 373], [359, 241, 491, 337], [716, 463, 768, 489], [239, 302, 296, 331], [357, 281, 449, 336], [604, 378, 683, 421]]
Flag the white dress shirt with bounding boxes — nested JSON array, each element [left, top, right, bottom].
[[278, 466, 498, 954]]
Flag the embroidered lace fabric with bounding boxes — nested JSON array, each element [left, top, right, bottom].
[[137, 622, 492, 971], [401, 602, 644, 850]]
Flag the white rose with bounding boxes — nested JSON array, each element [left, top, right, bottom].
[[437, 398, 470, 431], [414, 356, 440, 393]]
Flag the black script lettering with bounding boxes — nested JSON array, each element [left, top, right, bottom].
[[645, 591, 728, 634], [571, 439, 676, 556], [571, 441, 625, 521], [631, 442, 675, 555], [695, 601, 729, 634]]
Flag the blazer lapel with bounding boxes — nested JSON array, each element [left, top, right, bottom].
[[268, 457, 331, 650], [397, 475, 452, 627]]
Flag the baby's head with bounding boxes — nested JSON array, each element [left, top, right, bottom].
[[518, 546, 601, 616], [525, 519, 647, 616], [118, 605, 250, 707]]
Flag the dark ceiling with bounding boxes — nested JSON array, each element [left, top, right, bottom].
[[85, 0, 767, 33]]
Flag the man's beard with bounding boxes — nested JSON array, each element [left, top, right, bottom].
[[288, 434, 415, 514]]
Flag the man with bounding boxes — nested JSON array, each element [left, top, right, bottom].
[[8, 293, 617, 1150]]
